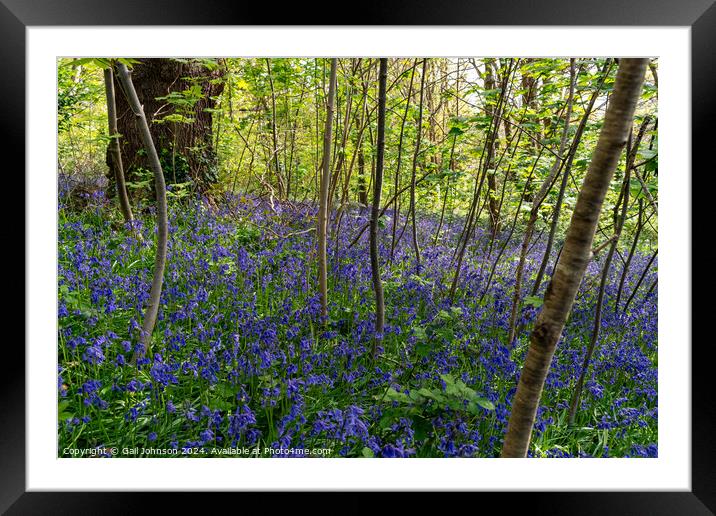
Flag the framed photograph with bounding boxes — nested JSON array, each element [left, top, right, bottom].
[[8, 0, 713, 512]]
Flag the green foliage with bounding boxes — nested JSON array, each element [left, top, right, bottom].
[[58, 57, 657, 250], [159, 148, 190, 184], [375, 374, 495, 454], [234, 223, 261, 249], [524, 295, 544, 308], [57, 59, 107, 178], [61, 57, 142, 70]]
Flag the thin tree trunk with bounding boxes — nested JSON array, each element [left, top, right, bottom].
[[329, 61, 362, 216], [644, 278, 658, 303], [479, 149, 542, 303], [103, 67, 134, 225], [485, 59, 501, 238], [317, 59, 338, 320], [529, 59, 579, 296], [266, 59, 286, 198], [433, 134, 457, 245], [355, 60, 371, 208], [615, 199, 643, 312], [116, 63, 169, 359], [448, 60, 513, 302], [354, 63, 372, 208], [623, 248, 658, 315], [614, 118, 653, 311], [409, 59, 427, 274], [286, 78, 307, 200], [566, 116, 650, 425], [348, 167, 435, 249], [506, 59, 582, 345], [370, 58, 388, 358], [566, 171, 630, 425], [389, 61, 417, 262], [357, 143, 367, 205], [501, 58, 648, 458], [332, 69, 371, 242]]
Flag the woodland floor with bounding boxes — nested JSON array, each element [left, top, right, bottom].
[[57, 188, 658, 458]]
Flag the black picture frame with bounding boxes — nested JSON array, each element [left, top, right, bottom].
[[6, 0, 713, 513]]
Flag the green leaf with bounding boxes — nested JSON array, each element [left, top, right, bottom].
[[58, 399, 74, 422], [448, 125, 466, 137], [383, 387, 411, 404], [475, 398, 495, 411], [466, 402, 482, 416], [213, 382, 236, 400], [436, 327, 455, 342], [414, 340, 432, 358], [638, 149, 657, 160], [409, 389, 426, 403], [412, 416, 433, 441], [362, 447, 375, 458], [413, 327, 427, 341], [439, 374, 455, 386], [378, 407, 407, 428], [212, 399, 233, 411], [61, 58, 104, 68], [524, 295, 544, 308], [416, 387, 435, 398]]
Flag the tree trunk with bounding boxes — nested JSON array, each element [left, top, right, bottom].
[[103, 66, 134, 225], [566, 168, 630, 425], [317, 59, 338, 320], [500, 58, 647, 458], [448, 59, 512, 303], [567, 115, 651, 424], [485, 59, 501, 238], [409, 59, 427, 274], [357, 143, 368, 206], [434, 134, 457, 245], [265, 58, 286, 198], [389, 60, 417, 262], [116, 63, 170, 360], [111, 58, 224, 195], [332, 78, 371, 245], [529, 59, 579, 296], [507, 60, 608, 345], [623, 248, 658, 314], [370, 58, 388, 358], [480, 149, 540, 303], [614, 118, 653, 312]]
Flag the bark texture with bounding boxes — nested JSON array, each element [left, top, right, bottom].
[[111, 58, 224, 194], [409, 59, 427, 274], [317, 59, 338, 320], [370, 58, 388, 358], [501, 58, 648, 458], [103, 67, 134, 224]]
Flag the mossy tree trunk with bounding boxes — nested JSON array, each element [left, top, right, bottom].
[[109, 58, 224, 196]]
